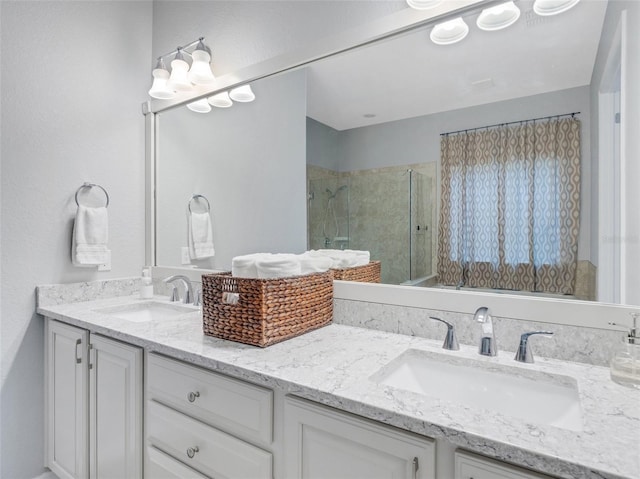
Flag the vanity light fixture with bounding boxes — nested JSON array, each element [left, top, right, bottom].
[[406, 0, 442, 10], [208, 91, 233, 108], [533, 0, 581, 16], [476, 1, 521, 31], [188, 39, 215, 85], [430, 17, 469, 45], [186, 98, 212, 113], [229, 84, 256, 102], [167, 48, 192, 91], [148, 37, 216, 99], [148, 58, 175, 100]]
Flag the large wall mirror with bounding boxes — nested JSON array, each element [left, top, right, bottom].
[[150, 0, 640, 310]]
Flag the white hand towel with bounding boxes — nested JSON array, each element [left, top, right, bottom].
[[72, 205, 110, 266], [298, 253, 333, 274], [344, 249, 371, 267], [188, 211, 215, 259], [232, 253, 267, 278], [256, 254, 302, 279]]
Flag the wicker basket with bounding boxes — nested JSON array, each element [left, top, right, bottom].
[[201, 271, 333, 347], [330, 261, 381, 283]]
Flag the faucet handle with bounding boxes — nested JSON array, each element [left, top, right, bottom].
[[430, 317, 459, 351], [168, 284, 180, 302], [515, 331, 554, 363]]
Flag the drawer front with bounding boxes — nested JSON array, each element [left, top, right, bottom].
[[147, 353, 273, 445], [147, 400, 272, 479], [455, 451, 555, 479], [147, 446, 210, 479]]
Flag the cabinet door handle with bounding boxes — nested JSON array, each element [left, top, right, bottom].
[[187, 391, 200, 403], [75, 339, 82, 364], [186, 446, 199, 459], [412, 457, 419, 479]]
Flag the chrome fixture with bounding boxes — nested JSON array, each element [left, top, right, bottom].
[[474, 307, 497, 356], [514, 331, 554, 363], [430, 317, 459, 350], [163, 275, 194, 304], [192, 282, 203, 307]]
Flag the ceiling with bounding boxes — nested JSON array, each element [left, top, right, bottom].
[[306, 0, 608, 131]]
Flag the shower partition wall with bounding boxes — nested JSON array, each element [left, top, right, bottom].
[[307, 163, 436, 284]]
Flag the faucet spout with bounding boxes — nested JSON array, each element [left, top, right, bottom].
[[163, 275, 194, 304], [474, 307, 497, 356]]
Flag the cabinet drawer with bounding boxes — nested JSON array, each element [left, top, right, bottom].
[[455, 450, 555, 479], [147, 400, 272, 479], [147, 446, 209, 479], [147, 353, 273, 445]]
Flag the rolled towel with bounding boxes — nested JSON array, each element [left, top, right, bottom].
[[344, 249, 370, 267], [298, 253, 333, 274], [188, 211, 215, 259], [256, 254, 302, 279], [232, 253, 267, 278], [307, 249, 370, 268], [72, 205, 110, 266]]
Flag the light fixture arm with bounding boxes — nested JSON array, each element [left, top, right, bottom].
[[156, 37, 208, 63]]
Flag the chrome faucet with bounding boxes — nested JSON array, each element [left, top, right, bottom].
[[163, 275, 193, 304], [430, 317, 459, 350], [514, 331, 554, 363], [474, 307, 497, 356]]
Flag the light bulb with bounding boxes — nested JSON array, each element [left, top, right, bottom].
[[533, 0, 581, 16], [167, 50, 192, 92], [187, 98, 211, 113], [208, 91, 233, 108], [188, 40, 215, 85], [406, 0, 442, 9], [430, 17, 469, 45], [229, 84, 255, 102], [148, 59, 175, 99], [476, 1, 520, 31]]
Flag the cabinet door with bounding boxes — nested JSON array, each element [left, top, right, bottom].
[[284, 396, 435, 479], [455, 450, 554, 479], [45, 319, 89, 479], [89, 335, 143, 479]]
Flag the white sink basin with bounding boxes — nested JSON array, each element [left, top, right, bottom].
[[372, 349, 583, 431], [94, 301, 198, 323]]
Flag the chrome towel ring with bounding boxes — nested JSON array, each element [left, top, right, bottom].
[[188, 194, 210, 213], [75, 182, 109, 208]]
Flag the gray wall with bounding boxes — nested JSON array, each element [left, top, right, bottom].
[[0, 1, 152, 477], [156, 69, 307, 268]]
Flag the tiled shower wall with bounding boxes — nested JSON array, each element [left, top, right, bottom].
[[308, 163, 437, 284]]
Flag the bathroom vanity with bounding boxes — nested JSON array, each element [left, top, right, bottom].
[[37, 283, 639, 479]]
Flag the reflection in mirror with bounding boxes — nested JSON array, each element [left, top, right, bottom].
[[154, 0, 639, 306]]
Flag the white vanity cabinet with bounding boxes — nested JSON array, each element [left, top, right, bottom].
[[145, 353, 274, 479], [455, 450, 555, 479], [44, 318, 143, 479], [284, 395, 436, 479]]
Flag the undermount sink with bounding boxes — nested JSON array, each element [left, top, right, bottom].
[[94, 301, 198, 323], [372, 349, 583, 431]]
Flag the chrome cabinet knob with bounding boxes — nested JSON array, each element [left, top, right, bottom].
[[186, 446, 199, 459], [187, 391, 200, 403]]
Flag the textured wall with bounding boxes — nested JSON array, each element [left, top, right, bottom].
[[0, 2, 152, 477]]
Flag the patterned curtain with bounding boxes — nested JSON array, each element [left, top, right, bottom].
[[437, 117, 581, 295]]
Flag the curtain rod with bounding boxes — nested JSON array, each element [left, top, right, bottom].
[[440, 111, 580, 136]]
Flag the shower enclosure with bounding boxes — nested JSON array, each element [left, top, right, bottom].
[[307, 164, 435, 284]]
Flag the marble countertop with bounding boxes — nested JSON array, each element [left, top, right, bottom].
[[38, 295, 640, 479]]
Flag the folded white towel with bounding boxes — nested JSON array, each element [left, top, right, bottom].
[[188, 211, 215, 259], [232, 253, 267, 278], [256, 254, 302, 279], [72, 205, 110, 266], [307, 249, 370, 268], [298, 253, 334, 274]]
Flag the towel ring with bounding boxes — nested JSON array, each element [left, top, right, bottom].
[[75, 182, 109, 208], [188, 194, 210, 213]]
